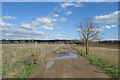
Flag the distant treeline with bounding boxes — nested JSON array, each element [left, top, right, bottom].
[[1, 40, 119, 44], [99, 40, 119, 44], [1, 40, 71, 44]]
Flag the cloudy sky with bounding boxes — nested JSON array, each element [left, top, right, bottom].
[[1, 2, 119, 40]]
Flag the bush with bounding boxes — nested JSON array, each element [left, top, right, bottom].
[[13, 41, 19, 44]]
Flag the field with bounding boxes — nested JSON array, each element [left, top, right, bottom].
[[73, 44, 118, 64], [71, 46, 118, 78], [2, 43, 63, 78], [2, 43, 119, 78]]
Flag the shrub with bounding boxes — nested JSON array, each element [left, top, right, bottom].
[[13, 41, 19, 44]]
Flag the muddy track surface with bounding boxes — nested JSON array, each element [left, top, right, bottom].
[[32, 45, 110, 78]]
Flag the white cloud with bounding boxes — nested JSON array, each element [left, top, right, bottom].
[[52, 34, 73, 40], [51, 19, 57, 22], [96, 28, 104, 31], [65, 11, 72, 15], [59, 17, 67, 22], [20, 23, 33, 29], [111, 25, 117, 27], [40, 25, 53, 30], [20, 16, 66, 31], [6, 33, 13, 36], [2, 16, 16, 20], [2, 27, 45, 40], [31, 17, 56, 30], [94, 11, 120, 24], [56, 26, 62, 29], [2, 27, 73, 40], [103, 25, 111, 29], [43, 33, 73, 40], [94, 24, 117, 32], [54, 7, 62, 12], [0, 20, 17, 27], [32, 17, 67, 30], [77, 28, 81, 32], [103, 25, 117, 29], [91, 28, 104, 32], [37, 17, 52, 24], [53, 14, 59, 17], [61, 2, 82, 8]]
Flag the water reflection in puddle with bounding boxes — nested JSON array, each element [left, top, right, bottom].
[[55, 52, 78, 60]]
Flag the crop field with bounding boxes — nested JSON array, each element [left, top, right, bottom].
[[73, 44, 118, 64], [2, 43, 63, 78]]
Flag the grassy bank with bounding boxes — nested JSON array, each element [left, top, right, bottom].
[[71, 46, 119, 79]]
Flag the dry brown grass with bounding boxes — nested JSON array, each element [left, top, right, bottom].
[[2, 43, 62, 78], [73, 44, 118, 64]]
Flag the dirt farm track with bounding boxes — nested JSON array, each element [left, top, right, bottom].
[[32, 45, 110, 78]]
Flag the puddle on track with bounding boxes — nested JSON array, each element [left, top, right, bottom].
[[55, 52, 78, 60], [45, 61, 55, 69]]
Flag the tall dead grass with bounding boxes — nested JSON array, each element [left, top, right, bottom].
[[2, 43, 63, 78]]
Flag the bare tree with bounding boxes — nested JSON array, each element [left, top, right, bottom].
[[77, 18, 101, 54]]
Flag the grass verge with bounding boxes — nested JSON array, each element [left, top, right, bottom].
[[71, 46, 119, 79], [13, 53, 51, 78], [12, 47, 60, 78]]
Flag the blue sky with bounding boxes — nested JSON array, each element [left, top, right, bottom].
[[1, 2, 119, 40]]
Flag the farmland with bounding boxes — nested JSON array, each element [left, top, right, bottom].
[[1, 43, 119, 78], [72, 44, 118, 64], [2, 43, 63, 78], [1, 2, 119, 79]]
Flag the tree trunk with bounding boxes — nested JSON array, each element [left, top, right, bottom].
[[86, 39, 89, 54]]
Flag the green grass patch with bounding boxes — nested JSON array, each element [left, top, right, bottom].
[[71, 46, 119, 79], [13, 53, 51, 78]]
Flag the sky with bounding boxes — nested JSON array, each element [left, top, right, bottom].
[[1, 2, 119, 40]]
